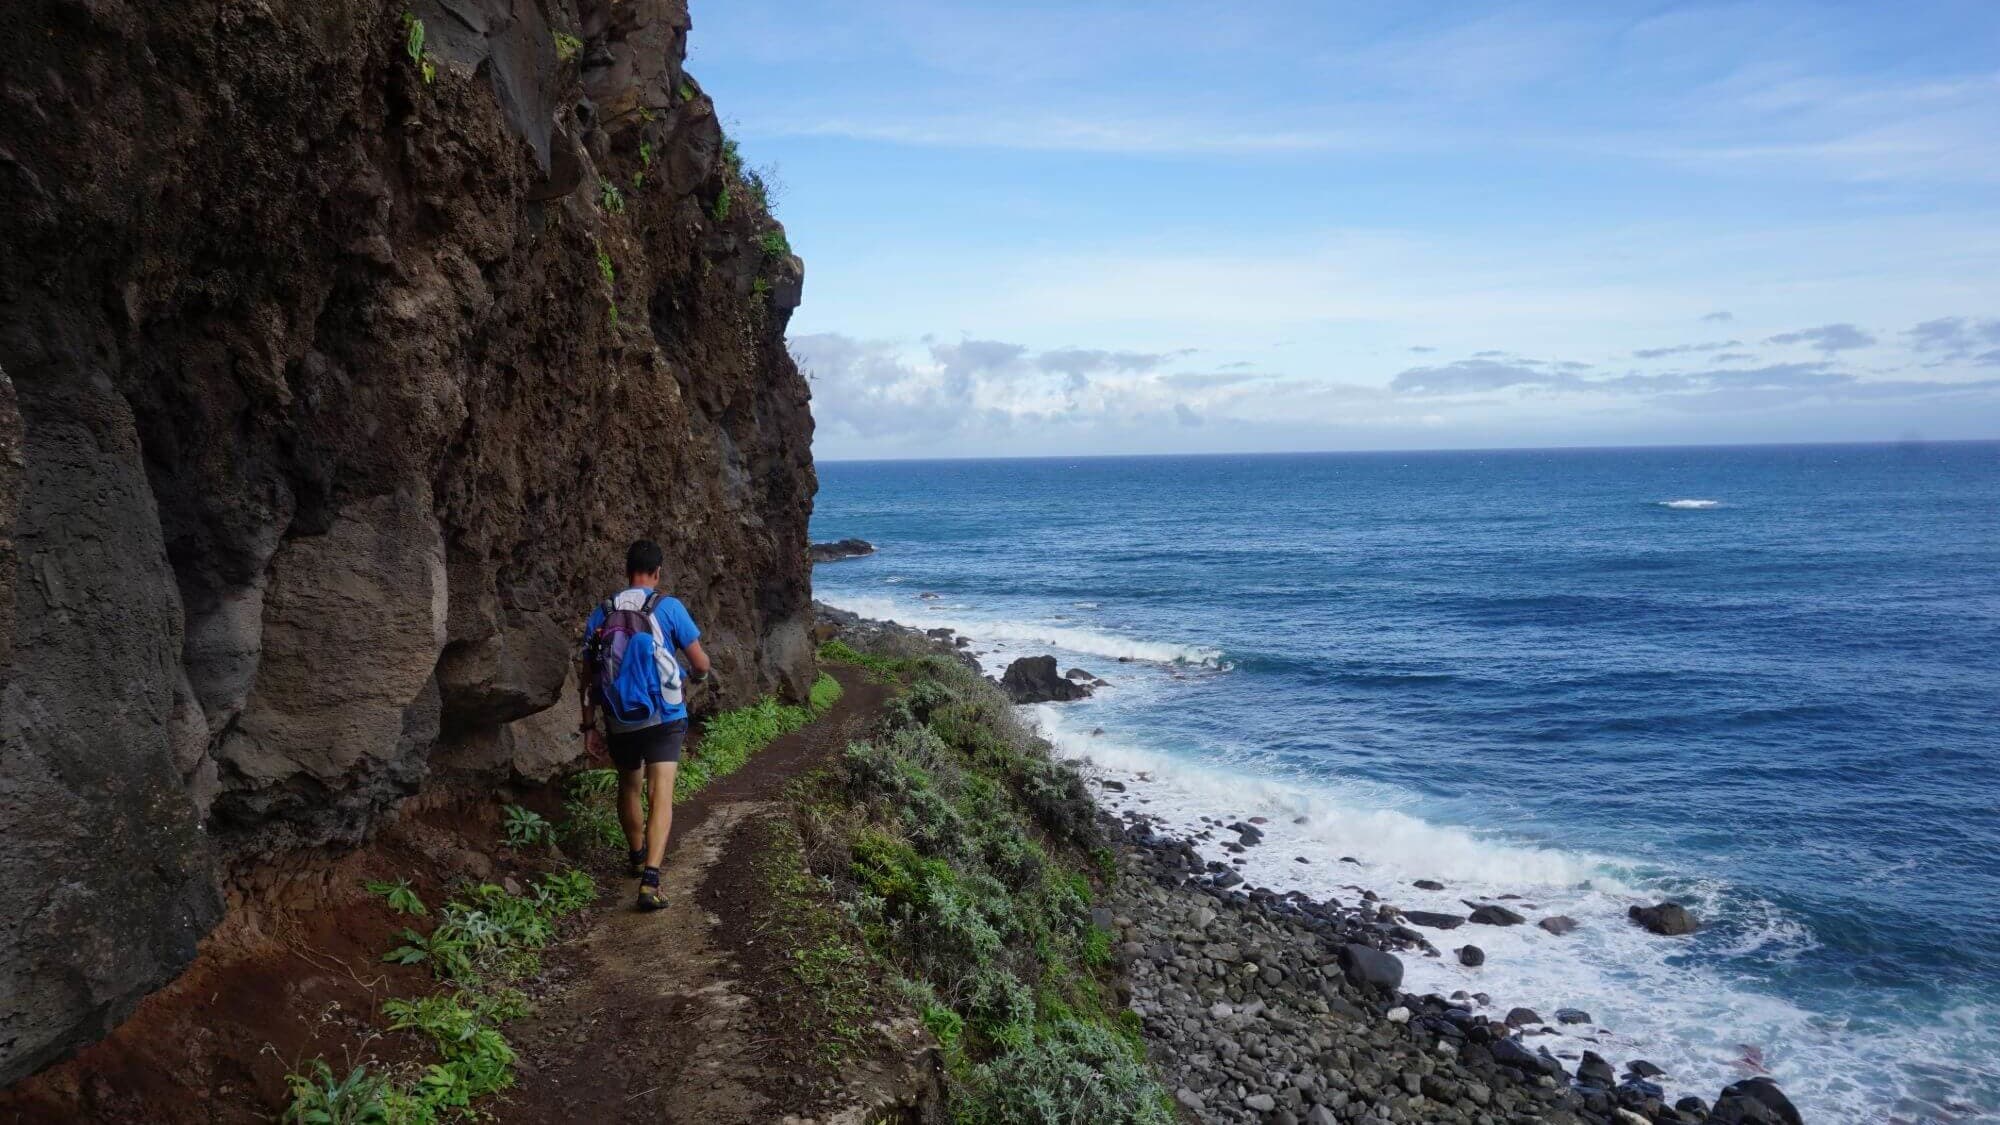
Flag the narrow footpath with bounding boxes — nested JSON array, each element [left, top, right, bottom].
[[500, 664, 913, 1123]]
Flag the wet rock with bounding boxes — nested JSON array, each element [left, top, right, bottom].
[[1627, 1059, 1666, 1079], [999, 655, 1091, 703], [1555, 1007, 1593, 1025], [1538, 914, 1580, 935], [1468, 904, 1526, 926], [1577, 1050, 1617, 1088], [1457, 945, 1485, 967], [1402, 910, 1466, 930], [1630, 901, 1700, 936], [1712, 1077, 1802, 1125], [1413, 879, 1446, 891], [1504, 1007, 1542, 1027]]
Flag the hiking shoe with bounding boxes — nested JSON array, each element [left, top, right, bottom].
[[628, 850, 646, 879], [636, 885, 667, 912]]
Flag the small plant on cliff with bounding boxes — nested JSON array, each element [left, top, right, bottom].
[[400, 13, 437, 84], [678, 80, 695, 102], [500, 805, 554, 849], [599, 180, 625, 215], [553, 31, 583, 62], [364, 878, 428, 917], [594, 243, 615, 286], [711, 182, 732, 222], [752, 276, 772, 299], [757, 230, 790, 257]]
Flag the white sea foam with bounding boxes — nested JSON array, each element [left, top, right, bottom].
[[1660, 499, 1722, 509], [821, 593, 1223, 666], [1027, 704, 2000, 1123]]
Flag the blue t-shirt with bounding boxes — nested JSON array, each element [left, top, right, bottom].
[[582, 589, 702, 723]]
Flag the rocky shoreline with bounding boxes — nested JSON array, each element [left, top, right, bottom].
[[811, 603, 1805, 1124], [1101, 816, 1800, 1125]]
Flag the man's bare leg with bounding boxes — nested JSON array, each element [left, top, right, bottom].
[[644, 760, 678, 869], [618, 768, 647, 855]]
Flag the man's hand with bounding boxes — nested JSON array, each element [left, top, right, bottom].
[[585, 728, 606, 757]]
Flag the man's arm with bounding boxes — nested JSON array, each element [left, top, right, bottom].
[[682, 639, 712, 680]]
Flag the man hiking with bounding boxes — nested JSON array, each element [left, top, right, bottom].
[[577, 539, 711, 911]]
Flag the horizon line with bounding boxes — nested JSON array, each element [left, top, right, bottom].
[[814, 435, 2000, 465]]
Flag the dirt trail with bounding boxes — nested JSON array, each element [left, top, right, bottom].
[[500, 664, 906, 1123]]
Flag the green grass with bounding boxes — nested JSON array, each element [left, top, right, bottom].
[[757, 230, 791, 257], [809, 670, 842, 714], [754, 819, 883, 1065], [594, 244, 615, 286], [553, 31, 582, 62], [599, 181, 625, 215], [677, 697, 811, 800], [816, 639, 907, 679], [711, 182, 732, 222]]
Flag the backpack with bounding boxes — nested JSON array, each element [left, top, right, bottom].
[[584, 590, 685, 732]]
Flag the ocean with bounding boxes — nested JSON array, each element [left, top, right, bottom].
[[809, 442, 2000, 1123]]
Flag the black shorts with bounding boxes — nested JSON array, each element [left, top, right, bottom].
[[605, 720, 689, 771]]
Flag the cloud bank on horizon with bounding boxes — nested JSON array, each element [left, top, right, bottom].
[[691, 1, 2000, 457]]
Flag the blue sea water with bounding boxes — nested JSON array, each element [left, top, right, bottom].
[[809, 442, 2000, 1123]]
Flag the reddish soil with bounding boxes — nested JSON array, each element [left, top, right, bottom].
[[0, 665, 907, 1125]]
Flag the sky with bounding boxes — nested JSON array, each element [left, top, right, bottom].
[[686, 1, 2000, 459]]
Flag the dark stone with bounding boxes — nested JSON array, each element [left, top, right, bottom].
[[1555, 1007, 1593, 1025], [1628, 1059, 1667, 1079], [1457, 945, 1485, 967], [808, 537, 875, 563], [1337, 943, 1404, 991], [1402, 910, 1465, 930], [1212, 869, 1243, 888], [1538, 914, 1580, 935], [999, 655, 1091, 703], [1413, 879, 1445, 891], [1713, 1078, 1801, 1125], [1504, 1007, 1542, 1027], [1468, 904, 1526, 926], [1630, 901, 1700, 935], [1577, 1050, 1616, 1089]]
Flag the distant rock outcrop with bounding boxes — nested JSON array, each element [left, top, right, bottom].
[[999, 656, 1092, 703], [810, 538, 876, 563]]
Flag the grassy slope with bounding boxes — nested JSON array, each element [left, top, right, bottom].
[[784, 642, 1175, 1124]]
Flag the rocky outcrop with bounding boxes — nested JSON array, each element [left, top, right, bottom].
[[809, 538, 875, 563], [0, 0, 813, 1083], [1630, 901, 1700, 936], [999, 655, 1092, 703]]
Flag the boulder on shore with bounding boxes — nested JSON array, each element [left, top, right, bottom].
[[999, 656, 1091, 703], [1712, 1077, 1803, 1125], [1537, 914, 1579, 935], [1629, 901, 1700, 936], [1402, 910, 1465, 930], [1337, 943, 1404, 991], [809, 538, 875, 563]]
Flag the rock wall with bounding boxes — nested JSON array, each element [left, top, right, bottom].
[[0, 0, 815, 1084]]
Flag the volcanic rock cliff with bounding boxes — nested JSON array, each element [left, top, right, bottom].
[[0, 0, 814, 1084]]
